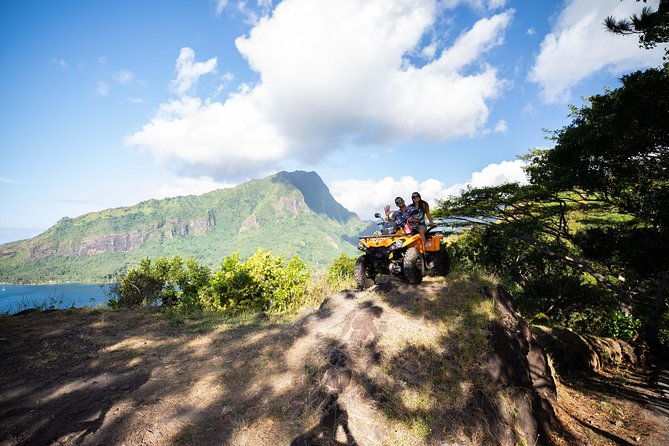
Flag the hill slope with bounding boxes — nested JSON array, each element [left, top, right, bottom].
[[0, 171, 366, 283], [1, 276, 667, 445], [0, 277, 552, 445]]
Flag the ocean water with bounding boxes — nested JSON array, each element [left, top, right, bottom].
[[0, 283, 113, 315]]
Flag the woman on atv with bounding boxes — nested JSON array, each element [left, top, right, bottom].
[[408, 192, 435, 245]]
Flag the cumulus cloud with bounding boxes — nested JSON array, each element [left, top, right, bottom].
[[114, 70, 135, 84], [96, 81, 109, 96], [215, 0, 229, 15], [127, 0, 513, 180], [153, 176, 234, 198], [329, 159, 528, 218], [494, 119, 507, 133], [529, 0, 665, 103], [171, 48, 217, 96], [51, 58, 67, 67], [443, 0, 507, 11]]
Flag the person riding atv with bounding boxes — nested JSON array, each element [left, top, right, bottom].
[[354, 204, 450, 289]]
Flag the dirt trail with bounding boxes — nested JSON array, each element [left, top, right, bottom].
[[0, 277, 667, 445]]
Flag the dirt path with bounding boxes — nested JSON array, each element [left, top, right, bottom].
[[1, 278, 667, 445]]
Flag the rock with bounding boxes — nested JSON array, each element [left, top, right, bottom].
[[481, 286, 558, 446], [532, 326, 638, 374]]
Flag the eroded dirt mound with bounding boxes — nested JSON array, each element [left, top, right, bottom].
[[1, 276, 667, 445]]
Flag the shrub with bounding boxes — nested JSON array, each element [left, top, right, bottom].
[[114, 257, 165, 308], [327, 253, 356, 283], [199, 249, 311, 314]]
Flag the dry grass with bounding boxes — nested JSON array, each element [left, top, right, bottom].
[[1, 273, 667, 446]]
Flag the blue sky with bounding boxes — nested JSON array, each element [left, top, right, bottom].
[[1, 0, 665, 244]]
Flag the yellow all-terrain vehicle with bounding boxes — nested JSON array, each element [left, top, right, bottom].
[[354, 212, 450, 289]]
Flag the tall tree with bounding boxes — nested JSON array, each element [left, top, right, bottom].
[[436, 68, 669, 350], [604, 0, 669, 57], [529, 67, 669, 349]]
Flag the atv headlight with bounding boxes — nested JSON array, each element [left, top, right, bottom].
[[393, 239, 404, 250], [357, 242, 366, 252]]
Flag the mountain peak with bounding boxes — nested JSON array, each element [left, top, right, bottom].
[[271, 171, 355, 224]]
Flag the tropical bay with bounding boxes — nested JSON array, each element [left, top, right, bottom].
[[0, 283, 111, 315]]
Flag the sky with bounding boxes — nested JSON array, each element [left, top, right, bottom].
[[1, 0, 666, 244]]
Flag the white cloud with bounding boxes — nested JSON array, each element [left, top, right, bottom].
[[469, 159, 527, 187], [96, 81, 109, 96], [171, 48, 217, 96], [128, 0, 513, 180], [494, 119, 507, 133], [529, 0, 665, 103], [114, 70, 135, 84], [153, 176, 234, 198], [521, 102, 535, 115], [487, 0, 507, 10], [51, 58, 67, 68], [445, 0, 507, 12], [526, 27, 535, 36], [329, 159, 528, 218], [215, 0, 229, 15], [125, 93, 288, 178]]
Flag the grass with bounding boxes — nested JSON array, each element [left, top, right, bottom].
[[347, 273, 500, 444]]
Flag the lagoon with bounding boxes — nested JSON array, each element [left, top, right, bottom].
[[0, 283, 112, 315]]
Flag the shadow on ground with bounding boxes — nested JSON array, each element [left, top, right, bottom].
[[1, 277, 666, 445]]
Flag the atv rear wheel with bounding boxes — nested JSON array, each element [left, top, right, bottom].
[[403, 247, 424, 285], [354, 256, 375, 289]]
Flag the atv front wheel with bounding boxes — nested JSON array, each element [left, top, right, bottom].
[[403, 247, 424, 285], [354, 256, 375, 289]]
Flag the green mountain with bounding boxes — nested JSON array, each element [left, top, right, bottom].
[[0, 171, 368, 283]]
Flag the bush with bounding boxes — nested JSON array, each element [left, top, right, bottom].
[[327, 253, 356, 283], [112, 250, 314, 316], [600, 310, 641, 342], [199, 249, 311, 314], [113, 257, 166, 308]]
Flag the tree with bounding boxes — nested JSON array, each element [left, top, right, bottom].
[[436, 68, 669, 350], [604, 0, 669, 56], [528, 67, 669, 349]]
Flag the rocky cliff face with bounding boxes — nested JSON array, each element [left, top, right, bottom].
[[26, 216, 213, 260]]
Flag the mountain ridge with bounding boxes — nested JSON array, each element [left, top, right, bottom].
[[0, 171, 366, 283]]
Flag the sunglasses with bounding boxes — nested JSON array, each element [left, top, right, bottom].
[[395, 200, 404, 206], [412, 195, 420, 199]]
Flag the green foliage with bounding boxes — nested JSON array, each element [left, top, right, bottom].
[[113, 257, 166, 308], [603, 310, 642, 341], [436, 68, 669, 349], [109, 249, 311, 315], [327, 253, 356, 282], [202, 253, 257, 312], [208, 249, 311, 313]]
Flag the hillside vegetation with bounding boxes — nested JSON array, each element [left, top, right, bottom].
[[0, 171, 366, 283], [435, 68, 669, 353]]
